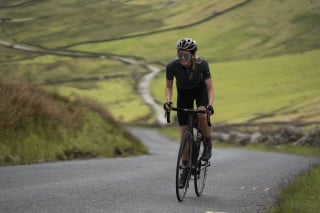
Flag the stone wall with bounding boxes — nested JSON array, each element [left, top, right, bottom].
[[212, 125, 320, 146]]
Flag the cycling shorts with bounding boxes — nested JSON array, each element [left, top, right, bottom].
[[177, 81, 208, 126]]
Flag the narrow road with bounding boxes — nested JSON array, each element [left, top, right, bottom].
[[0, 128, 318, 213]]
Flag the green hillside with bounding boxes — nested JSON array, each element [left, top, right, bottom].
[[152, 49, 320, 123], [0, 81, 148, 166], [1, 0, 319, 123]]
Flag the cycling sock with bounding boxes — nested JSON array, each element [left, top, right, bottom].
[[204, 136, 212, 145], [182, 160, 188, 166]]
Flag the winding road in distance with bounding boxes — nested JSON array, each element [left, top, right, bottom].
[[0, 128, 319, 213]]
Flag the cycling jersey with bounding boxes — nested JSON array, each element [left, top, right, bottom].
[[166, 56, 212, 125], [166, 56, 211, 90]]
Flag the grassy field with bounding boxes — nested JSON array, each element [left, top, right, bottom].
[[1, 2, 319, 148], [1, 0, 319, 122], [151, 49, 320, 123], [55, 80, 154, 122]]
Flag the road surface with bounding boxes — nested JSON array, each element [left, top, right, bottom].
[[0, 128, 318, 213]]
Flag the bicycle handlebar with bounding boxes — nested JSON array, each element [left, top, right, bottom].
[[165, 107, 212, 127]]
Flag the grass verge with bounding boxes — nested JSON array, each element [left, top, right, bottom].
[[0, 81, 148, 166], [268, 165, 320, 213]]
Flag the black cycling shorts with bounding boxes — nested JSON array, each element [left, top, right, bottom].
[[176, 81, 208, 125]]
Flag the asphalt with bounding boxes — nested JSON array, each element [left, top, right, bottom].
[[0, 128, 318, 213]]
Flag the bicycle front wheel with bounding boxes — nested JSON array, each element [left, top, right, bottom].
[[194, 136, 210, 197], [194, 159, 208, 196], [176, 132, 192, 202]]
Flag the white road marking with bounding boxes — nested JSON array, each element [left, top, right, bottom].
[[264, 187, 271, 192]]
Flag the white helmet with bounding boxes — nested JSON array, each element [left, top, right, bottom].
[[176, 38, 198, 52]]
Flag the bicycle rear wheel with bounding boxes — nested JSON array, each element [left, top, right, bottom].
[[176, 132, 192, 202]]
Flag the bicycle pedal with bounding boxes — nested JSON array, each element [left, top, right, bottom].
[[200, 161, 210, 167]]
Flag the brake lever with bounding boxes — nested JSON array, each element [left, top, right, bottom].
[[165, 111, 171, 123], [206, 111, 212, 127]]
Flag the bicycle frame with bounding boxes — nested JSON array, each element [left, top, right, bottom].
[[168, 107, 211, 166]]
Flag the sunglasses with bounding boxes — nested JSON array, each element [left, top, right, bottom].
[[177, 52, 191, 60]]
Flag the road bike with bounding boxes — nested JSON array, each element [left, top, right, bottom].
[[165, 107, 212, 202]]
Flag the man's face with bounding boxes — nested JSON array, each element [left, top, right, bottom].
[[177, 50, 192, 67]]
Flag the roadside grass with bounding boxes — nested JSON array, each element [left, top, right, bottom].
[[268, 165, 320, 213], [0, 81, 148, 166]]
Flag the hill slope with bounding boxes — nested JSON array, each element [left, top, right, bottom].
[[0, 81, 148, 166], [0, 0, 319, 123]]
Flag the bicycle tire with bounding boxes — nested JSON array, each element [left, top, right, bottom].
[[194, 159, 208, 196], [194, 135, 208, 196], [176, 132, 193, 202]]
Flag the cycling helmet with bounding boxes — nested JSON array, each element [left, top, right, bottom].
[[176, 38, 198, 52]]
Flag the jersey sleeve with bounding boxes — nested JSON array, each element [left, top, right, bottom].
[[166, 63, 174, 80], [202, 59, 211, 79]]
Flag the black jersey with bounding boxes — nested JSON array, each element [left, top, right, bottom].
[[166, 56, 211, 90]]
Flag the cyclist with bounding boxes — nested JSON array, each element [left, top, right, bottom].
[[164, 38, 215, 188]]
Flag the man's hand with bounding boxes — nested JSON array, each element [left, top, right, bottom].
[[206, 105, 214, 115], [163, 101, 172, 111]]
